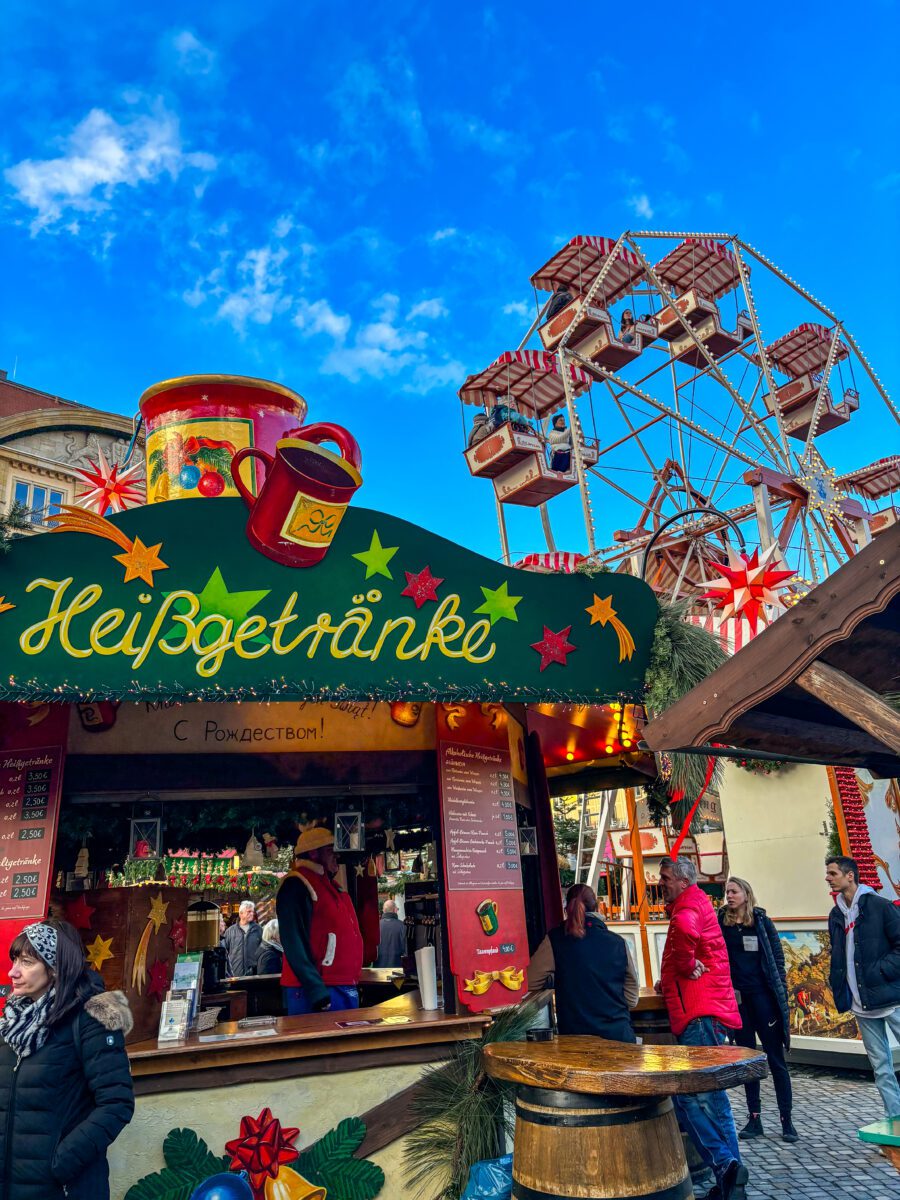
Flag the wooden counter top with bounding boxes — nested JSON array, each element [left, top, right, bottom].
[[128, 991, 489, 1079]]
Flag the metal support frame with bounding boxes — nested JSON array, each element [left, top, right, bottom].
[[800, 322, 843, 462], [557, 232, 630, 353], [558, 349, 597, 553]]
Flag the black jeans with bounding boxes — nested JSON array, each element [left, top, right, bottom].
[[734, 987, 793, 1118]]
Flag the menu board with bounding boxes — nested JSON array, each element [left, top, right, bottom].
[[0, 746, 63, 919], [439, 742, 522, 891]]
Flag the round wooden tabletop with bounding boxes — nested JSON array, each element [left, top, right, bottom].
[[483, 1036, 767, 1096]]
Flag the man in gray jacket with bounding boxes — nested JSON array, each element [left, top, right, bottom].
[[222, 900, 263, 977], [374, 899, 406, 968]]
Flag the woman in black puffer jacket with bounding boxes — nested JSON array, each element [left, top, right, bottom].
[[0, 919, 135, 1200]]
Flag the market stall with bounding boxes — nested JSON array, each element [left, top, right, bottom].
[[0, 375, 660, 1199]]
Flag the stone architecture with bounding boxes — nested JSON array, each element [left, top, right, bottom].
[[0, 369, 144, 529]]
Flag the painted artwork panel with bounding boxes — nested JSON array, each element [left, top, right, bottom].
[[858, 771, 900, 900], [779, 929, 860, 1040]]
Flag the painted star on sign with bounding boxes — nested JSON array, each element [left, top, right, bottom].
[[585, 594, 615, 626], [85, 934, 114, 971], [146, 891, 170, 933], [401, 565, 444, 608], [474, 581, 522, 624], [531, 625, 576, 671], [65, 894, 96, 931], [166, 567, 271, 645], [0, 596, 15, 616], [147, 958, 171, 1003], [113, 537, 168, 586], [352, 530, 399, 580]]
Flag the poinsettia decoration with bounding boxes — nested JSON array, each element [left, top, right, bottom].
[[701, 544, 794, 633], [74, 446, 145, 515], [225, 1108, 300, 1197]]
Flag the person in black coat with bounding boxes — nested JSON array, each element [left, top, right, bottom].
[[527, 883, 638, 1041], [255, 919, 284, 975], [827, 855, 900, 1117], [222, 900, 263, 977], [374, 900, 406, 969], [719, 877, 797, 1143], [0, 919, 135, 1200]]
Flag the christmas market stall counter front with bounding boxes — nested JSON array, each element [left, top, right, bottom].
[[0, 492, 658, 1200]]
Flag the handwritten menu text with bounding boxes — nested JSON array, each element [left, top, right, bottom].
[[0, 746, 63, 919], [439, 742, 522, 890]]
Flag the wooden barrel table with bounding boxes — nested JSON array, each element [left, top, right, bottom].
[[483, 1036, 767, 1200]]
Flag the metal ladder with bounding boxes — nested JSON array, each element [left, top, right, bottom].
[[573, 790, 615, 891]]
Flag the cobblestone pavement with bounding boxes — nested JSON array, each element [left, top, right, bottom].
[[726, 1064, 900, 1199]]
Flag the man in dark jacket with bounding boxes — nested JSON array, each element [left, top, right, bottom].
[[374, 900, 406, 968], [222, 900, 263, 977], [827, 855, 900, 1116]]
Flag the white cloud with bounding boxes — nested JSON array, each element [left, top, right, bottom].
[[444, 113, 514, 156], [5, 102, 216, 232], [407, 298, 447, 320], [328, 56, 428, 162], [503, 300, 530, 317], [216, 244, 291, 333], [626, 193, 654, 221], [402, 359, 466, 393], [430, 227, 457, 242], [172, 30, 216, 76], [294, 298, 351, 341]]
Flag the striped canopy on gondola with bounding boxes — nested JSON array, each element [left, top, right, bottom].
[[514, 551, 587, 573], [530, 236, 645, 304], [458, 350, 592, 418], [653, 238, 744, 299], [838, 456, 900, 500], [762, 323, 849, 377]]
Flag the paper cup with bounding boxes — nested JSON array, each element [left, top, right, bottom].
[[415, 945, 439, 1010]]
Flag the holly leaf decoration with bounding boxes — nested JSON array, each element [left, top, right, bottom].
[[148, 450, 168, 487], [293, 1118, 384, 1200], [190, 445, 235, 484], [315, 1156, 385, 1200], [123, 1128, 229, 1200], [298, 1116, 366, 1172]]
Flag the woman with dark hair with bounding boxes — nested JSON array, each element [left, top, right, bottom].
[[719, 877, 797, 1143], [0, 919, 135, 1200], [527, 884, 639, 1041]]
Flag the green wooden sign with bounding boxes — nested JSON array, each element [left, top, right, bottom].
[[0, 499, 657, 704]]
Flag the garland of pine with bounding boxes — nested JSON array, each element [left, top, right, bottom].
[[643, 600, 728, 831]]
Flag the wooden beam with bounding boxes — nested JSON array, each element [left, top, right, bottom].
[[726, 710, 896, 762], [795, 660, 900, 753]]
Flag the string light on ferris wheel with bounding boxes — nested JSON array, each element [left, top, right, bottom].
[[74, 447, 145, 515], [700, 544, 796, 634]]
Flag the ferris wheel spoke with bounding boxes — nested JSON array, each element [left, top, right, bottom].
[[626, 237, 792, 473], [800, 321, 844, 462], [808, 508, 848, 566], [587, 466, 658, 510], [602, 382, 685, 513]]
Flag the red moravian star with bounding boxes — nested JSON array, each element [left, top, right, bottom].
[[400, 565, 444, 608], [530, 625, 576, 671], [701, 545, 795, 634], [75, 447, 145, 515]]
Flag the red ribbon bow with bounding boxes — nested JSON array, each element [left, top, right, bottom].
[[225, 1107, 300, 1196]]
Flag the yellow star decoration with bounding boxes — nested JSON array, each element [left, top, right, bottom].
[[585, 593, 636, 662], [85, 934, 114, 971], [0, 596, 14, 615], [147, 891, 170, 933], [113, 537, 169, 586]]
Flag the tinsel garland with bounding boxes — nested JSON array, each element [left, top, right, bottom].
[[643, 599, 728, 830], [734, 757, 791, 775]]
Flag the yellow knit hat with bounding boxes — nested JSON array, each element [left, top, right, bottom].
[[294, 827, 334, 856]]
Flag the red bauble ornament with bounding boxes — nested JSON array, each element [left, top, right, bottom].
[[197, 470, 226, 497]]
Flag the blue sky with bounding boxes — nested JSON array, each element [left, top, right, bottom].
[[2, 0, 898, 564]]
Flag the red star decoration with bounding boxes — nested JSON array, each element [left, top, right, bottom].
[[531, 625, 576, 671], [65, 894, 95, 931], [225, 1108, 300, 1195], [147, 958, 171, 1003], [701, 544, 795, 634], [168, 917, 187, 951], [400, 565, 444, 608]]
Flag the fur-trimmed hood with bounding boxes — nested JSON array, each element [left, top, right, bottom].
[[84, 990, 133, 1036]]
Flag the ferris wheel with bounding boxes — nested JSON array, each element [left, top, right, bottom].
[[458, 231, 900, 614]]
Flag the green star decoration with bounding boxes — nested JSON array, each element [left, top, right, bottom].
[[474, 580, 522, 624], [166, 567, 271, 645], [352, 530, 399, 580]]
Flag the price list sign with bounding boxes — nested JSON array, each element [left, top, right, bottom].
[[439, 742, 522, 891], [0, 746, 63, 919]]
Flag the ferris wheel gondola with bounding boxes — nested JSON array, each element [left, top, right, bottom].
[[457, 231, 899, 623]]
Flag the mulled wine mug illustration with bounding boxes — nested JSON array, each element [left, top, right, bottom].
[[233, 423, 363, 567], [476, 899, 500, 936]]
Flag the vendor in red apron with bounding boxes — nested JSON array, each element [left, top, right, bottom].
[[276, 826, 364, 1015]]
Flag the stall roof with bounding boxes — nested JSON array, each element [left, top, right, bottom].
[[530, 236, 645, 305], [761, 322, 850, 377], [839, 456, 900, 500], [458, 350, 592, 419], [653, 238, 743, 300], [642, 522, 900, 777]]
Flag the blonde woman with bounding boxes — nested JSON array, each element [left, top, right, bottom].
[[719, 877, 798, 1143]]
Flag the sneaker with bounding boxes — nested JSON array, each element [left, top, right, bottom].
[[738, 1114, 764, 1140], [781, 1115, 799, 1142], [721, 1160, 749, 1200]]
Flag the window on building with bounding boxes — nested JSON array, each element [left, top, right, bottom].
[[12, 480, 66, 525]]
